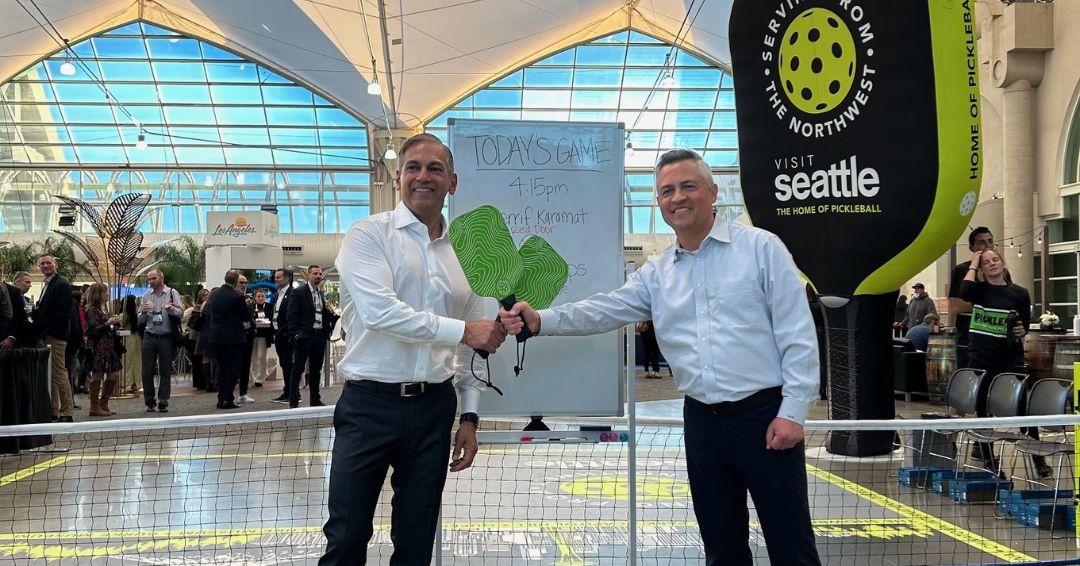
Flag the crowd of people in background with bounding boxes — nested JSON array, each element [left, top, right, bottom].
[[0, 255, 338, 419]]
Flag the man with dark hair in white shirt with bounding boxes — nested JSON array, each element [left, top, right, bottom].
[[321, 133, 507, 565], [501, 148, 822, 565]]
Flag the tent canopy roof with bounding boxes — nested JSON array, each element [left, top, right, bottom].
[[0, 0, 732, 128]]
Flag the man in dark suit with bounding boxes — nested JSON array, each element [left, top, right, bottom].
[[1, 272, 33, 349], [207, 269, 249, 410], [271, 268, 294, 404], [286, 265, 337, 408], [0, 273, 12, 342], [32, 255, 74, 422]]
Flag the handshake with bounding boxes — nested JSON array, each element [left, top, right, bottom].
[[461, 301, 542, 353]]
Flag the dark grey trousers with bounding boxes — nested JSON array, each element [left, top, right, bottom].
[[140, 333, 173, 407], [320, 379, 456, 565]]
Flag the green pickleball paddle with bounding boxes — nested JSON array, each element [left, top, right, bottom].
[[449, 205, 523, 300], [449, 205, 569, 363]]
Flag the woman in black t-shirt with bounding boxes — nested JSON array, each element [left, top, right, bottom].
[[960, 249, 1050, 477]]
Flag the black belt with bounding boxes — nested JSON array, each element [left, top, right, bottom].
[[348, 378, 453, 398], [689, 386, 782, 416], [145, 332, 172, 339]]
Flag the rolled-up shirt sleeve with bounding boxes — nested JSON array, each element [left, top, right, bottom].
[[337, 223, 465, 347], [453, 293, 487, 414]]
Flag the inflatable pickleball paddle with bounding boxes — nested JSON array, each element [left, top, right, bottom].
[[449, 205, 569, 363], [731, 1, 982, 455]]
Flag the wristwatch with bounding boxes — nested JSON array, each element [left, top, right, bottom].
[[459, 412, 479, 428]]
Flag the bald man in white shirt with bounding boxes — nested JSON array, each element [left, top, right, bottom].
[[321, 133, 506, 565]]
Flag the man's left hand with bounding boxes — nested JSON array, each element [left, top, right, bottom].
[[765, 417, 804, 450], [450, 422, 478, 472]]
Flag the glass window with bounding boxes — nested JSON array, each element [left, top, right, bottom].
[[1065, 101, 1080, 185], [575, 45, 625, 66], [151, 62, 207, 82], [474, 90, 522, 108], [0, 23, 371, 234], [146, 38, 202, 59], [262, 86, 314, 106], [428, 30, 740, 235], [524, 68, 573, 88], [205, 62, 259, 83], [574, 68, 623, 88], [92, 37, 149, 59], [157, 84, 212, 104], [98, 61, 154, 81]]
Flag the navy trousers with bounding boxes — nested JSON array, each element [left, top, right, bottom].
[[684, 395, 821, 566], [320, 379, 457, 565]]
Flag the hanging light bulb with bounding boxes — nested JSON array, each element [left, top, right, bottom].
[[135, 133, 148, 150], [659, 71, 676, 89], [624, 141, 635, 159], [1017, 245, 1023, 258], [367, 79, 382, 96], [203, 175, 214, 187], [59, 58, 76, 76], [1037, 232, 1043, 246], [383, 143, 397, 160], [1009, 239, 1014, 248]]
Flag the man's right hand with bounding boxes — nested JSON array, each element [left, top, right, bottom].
[[141, 302, 152, 313], [0, 337, 13, 350], [499, 301, 540, 335], [462, 320, 507, 353]]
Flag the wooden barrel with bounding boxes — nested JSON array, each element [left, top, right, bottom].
[[1052, 336, 1080, 380], [1024, 332, 1059, 381], [925, 333, 957, 405]]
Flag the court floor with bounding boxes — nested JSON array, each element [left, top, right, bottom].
[[0, 421, 1073, 565]]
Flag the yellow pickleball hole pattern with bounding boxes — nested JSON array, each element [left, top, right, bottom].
[[778, 7, 858, 114]]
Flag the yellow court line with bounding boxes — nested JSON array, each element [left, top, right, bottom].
[[806, 464, 1035, 563], [0, 517, 924, 541], [0, 457, 69, 488]]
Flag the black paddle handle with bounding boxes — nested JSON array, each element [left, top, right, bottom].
[[475, 294, 533, 360]]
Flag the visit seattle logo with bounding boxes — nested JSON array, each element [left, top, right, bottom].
[[760, 1, 883, 208], [760, 0, 878, 139], [211, 216, 257, 238]]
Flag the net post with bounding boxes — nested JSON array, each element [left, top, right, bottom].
[[1074, 360, 1079, 547], [626, 258, 638, 565]]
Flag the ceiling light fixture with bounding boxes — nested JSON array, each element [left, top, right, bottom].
[[59, 58, 76, 76], [383, 143, 397, 160], [624, 141, 635, 159], [135, 133, 148, 150], [659, 72, 676, 89], [367, 80, 382, 96]]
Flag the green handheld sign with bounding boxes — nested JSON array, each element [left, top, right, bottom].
[[731, 0, 982, 296]]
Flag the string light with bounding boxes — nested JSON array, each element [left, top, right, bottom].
[[1017, 245, 1023, 258], [1037, 232, 1043, 246], [624, 141, 635, 159], [367, 79, 382, 96], [383, 143, 397, 160], [135, 133, 147, 150], [59, 57, 76, 76]]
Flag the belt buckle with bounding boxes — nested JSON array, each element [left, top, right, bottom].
[[400, 382, 424, 398]]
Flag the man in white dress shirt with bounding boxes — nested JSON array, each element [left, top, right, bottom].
[[501, 148, 822, 565], [321, 133, 507, 565]]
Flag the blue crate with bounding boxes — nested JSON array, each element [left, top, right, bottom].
[[932, 471, 995, 495], [1019, 500, 1075, 530], [950, 478, 1012, 503], [898, 467, 950, 488], [998, 489, 1075, 516]]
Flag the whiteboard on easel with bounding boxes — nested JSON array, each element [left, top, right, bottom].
[[448, 118, 625, 417]]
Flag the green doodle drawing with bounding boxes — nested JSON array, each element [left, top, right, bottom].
[[450, 205, 569, 309]]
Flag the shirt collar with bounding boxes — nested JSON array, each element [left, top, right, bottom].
[[669, 215, 729, 264], [42, 274, 55, 285], [392, 201, 447, 239]]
